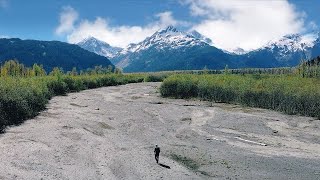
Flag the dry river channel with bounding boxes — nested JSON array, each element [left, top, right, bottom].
[[0, 82, 319, 179]]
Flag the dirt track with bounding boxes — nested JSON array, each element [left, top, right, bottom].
[[0, 82, 319, 179]]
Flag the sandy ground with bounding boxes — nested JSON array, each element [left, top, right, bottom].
[[0, 82, 320, 180]]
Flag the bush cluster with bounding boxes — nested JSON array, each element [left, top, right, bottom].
[[143, 73, 170, 82], [160, 74, 320, 119], [0, 74, 146, 132]]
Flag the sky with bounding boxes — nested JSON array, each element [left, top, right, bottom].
[[0, 0, 319, 51]]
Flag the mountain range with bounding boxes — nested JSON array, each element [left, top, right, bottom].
[[0, 26, 319, 73], [78, 26, 320, 72], [0, 38, 113, 72]]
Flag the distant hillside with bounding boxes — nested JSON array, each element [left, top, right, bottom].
[[0, 38, 113, 72]]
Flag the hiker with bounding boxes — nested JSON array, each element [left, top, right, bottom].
[[154, 144, 160, 163]]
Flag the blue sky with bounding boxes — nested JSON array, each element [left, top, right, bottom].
[[0, 0, 319, 51]]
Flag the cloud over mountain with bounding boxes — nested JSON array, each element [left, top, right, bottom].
[[55, 6, 79, 35], [57, 7, 185, 48], [183, 0, 307, 51], [55, 1, 316, 52]]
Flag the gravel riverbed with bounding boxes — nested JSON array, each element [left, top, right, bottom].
[[0, 82, 319, 179]]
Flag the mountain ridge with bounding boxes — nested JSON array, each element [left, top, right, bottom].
[[0, 38, 114, 72], [244, 33, 320, 68], [75, 26, 320, 72]]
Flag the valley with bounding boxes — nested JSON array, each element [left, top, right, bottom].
[[0, 82, 319, 179], [1, 1, 320, 179]]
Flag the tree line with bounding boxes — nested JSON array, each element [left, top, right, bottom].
[[0, 60, 122, 77]]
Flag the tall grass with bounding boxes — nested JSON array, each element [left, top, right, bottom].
[[160, 74, 320, 119], [0, 73, 148, 132], [1, 59, 319, 132]]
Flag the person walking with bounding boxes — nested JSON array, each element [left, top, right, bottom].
[[154, 144, 160, 164]]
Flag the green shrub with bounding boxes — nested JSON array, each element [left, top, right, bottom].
[[47, 78, 69, 95], [62, 76, 78, 92], [161, 74, 320, 119], [160, 76, 179, 97], [144, 73, 168, 82], [0, 78, 50, 131], [0, 73, 150, 132]]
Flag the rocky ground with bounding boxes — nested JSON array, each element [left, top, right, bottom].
[[0, 82, 319, 179]]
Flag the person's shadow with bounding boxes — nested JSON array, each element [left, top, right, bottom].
[[159, 163, 171, 169]]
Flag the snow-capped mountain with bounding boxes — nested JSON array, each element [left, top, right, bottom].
[[189, 30, 212, 44], [263, 34, 316, 59], [266, 34, 315, 51], [117, 26, 211, 55], [76, 27, 320, 72], [118, 43, 140, 55], [77, 37, 122, 59], [112, 26, 236, 72], [244, 33, 319, 67]]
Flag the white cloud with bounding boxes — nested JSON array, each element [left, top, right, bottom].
[[67, 18, 158, 48], [55, 6, 78, 35], [57, 2, 311, 51], [156, 11, 178, 27], [185, 0, 306, 51], [60, 9, 183, 48]]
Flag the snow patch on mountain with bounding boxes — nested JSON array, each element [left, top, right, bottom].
[[77, 37, 122, 58], [245, 33, 319, 62], [265, 33, 317, 52], [117, 26, 213, 56], [189, 30, 212, 44]]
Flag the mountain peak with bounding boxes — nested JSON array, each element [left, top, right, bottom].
[[117, 26, 214, 56], [282, 34, 301, 40], [82, 36, 97, 41], [78, 36, 111, 47], [158, 26, 179, 34], [262, 33, 317, 53], [77, 36, 122, 59]]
